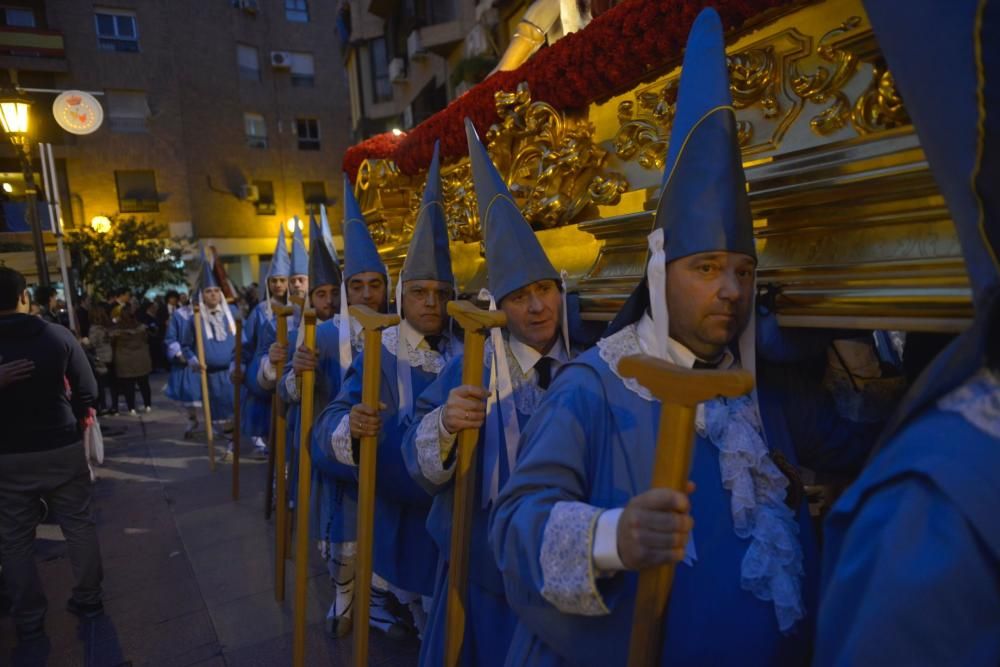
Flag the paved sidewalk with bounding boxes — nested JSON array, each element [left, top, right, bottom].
[[0, 377, 420, 666]]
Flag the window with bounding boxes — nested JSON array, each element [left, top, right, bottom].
[[254, 180, 276, 216], [295, 118, 320, 151], [289, 52, 315, 87], [244, 113, 267, 148], [115, 170, 159, 213], [237, 44, 260, 82], [369, 37, 391, 103], [285, 0, 308, 22], [302, 181, 326, 215], [106, 90, 150, 133], [2, 7, 36, 27], [95, 10, 138, 52]]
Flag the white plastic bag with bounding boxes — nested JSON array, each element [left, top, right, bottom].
[[85, 418, 105, 465]]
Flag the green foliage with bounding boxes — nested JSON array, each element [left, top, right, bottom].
[[66, 215, 187, 298]]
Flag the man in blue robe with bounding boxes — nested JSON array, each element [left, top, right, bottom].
[[285, 180, 391, 638], [319, 143, 461, 640], [489, 10, 892, 666], [399, 119, 578, 666], [815, 2, 1000, 664], [180, 252, 239, 440], [235, 224, 291, 459], [164, 290, 201, 437]]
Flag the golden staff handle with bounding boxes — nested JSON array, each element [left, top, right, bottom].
[[232, 318, 243, 500], [273, 305, 294, 602], [444, 300, 507, 667], [349, 305, 401, 667], [192, 304, 215, 472], [292, 310, 318, 667], [617, 355, 753, 667]]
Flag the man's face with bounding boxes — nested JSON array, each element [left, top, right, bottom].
[[347, 272, 386, 311], [664, 251, 755, 360], [289, 275, 309, 298], [268, 276, 288, 299], [500, 280, 561, 354], [311, 284, 337, 321], [166, 295, 178, 307], [402, 280, 452, 336], [202, 287, 224, 308]]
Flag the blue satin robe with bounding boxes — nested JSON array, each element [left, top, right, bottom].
[[180, 305, 239, 421], [319, 330, 444, 595], [401, 350, 538, 667], [815, 399, 1000, 666], [279, 317, 345, 533], [165, 307, 198, 404], [239, 302, 279, 439], [489, 346, 878, 667]]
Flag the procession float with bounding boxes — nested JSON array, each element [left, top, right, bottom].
[[342, 0, 967, 335]]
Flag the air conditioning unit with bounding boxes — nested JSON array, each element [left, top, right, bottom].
[[239, 184, 260, 202], [270, 51, 292, 69], [388, 57, 406, 82], [407, 30, 426, 60], [238, 0, 259, 14]]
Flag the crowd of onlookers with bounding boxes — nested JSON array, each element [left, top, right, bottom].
[[32, 282, 263, 416]]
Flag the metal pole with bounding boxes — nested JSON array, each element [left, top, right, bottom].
[[39, 142, 75, 332], [19, 144, 50, 286]]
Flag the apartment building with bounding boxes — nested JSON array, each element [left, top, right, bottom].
[[341, 0, 530, 141], [0, 0, 351, 285]]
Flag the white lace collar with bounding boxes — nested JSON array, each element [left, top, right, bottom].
[[486, 335, 550, 415], [938, 368, 1000, 438], [332, 313, 365, 351], [381, 320, 447, 374]]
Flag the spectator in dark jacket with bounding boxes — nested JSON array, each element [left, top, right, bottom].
[[112, 306, 153, 414], [0, 266, 105, 645]]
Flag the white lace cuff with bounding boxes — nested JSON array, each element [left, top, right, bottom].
[[592, 508, 625, 572], [258, 357, 277, 390], [331, 414, 355, 466], [284, 371, 300, 403], [415, 406, 456, 486], [540, 501, 610, 616]]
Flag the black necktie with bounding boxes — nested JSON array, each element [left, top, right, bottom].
[[693, 359, 719, 370], [424, 335, 444, 353], [535, 357, 554, 390]]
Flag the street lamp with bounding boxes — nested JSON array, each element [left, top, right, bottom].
[[90, 215, 112, 233], [0, 87, 49, 286]]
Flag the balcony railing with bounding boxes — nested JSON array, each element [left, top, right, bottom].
[[0, 26, 65, 58]]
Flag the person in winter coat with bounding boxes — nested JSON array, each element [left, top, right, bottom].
[[85, 304, 116, 415], [111, 306, 153, 415]]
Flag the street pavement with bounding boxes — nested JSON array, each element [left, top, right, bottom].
[[0, 375, 420, 666]]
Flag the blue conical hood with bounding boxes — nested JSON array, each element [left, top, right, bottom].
[[320, 203, 340, 266], [465, 118, 558, 302], [401, 142, 455, 285], [194, 247, 219, 292], [342, 174, 385, 279], [290, 218, 309, 277], [608, 8, 755, 335], [863, 0, 1000, 448], [269, 224, 290, 278], [657, 7, 754, 263], [308, 214, 342, 291]]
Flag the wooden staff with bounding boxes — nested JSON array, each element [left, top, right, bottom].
[[444, 300, 507, 667], [272, 304, 295, 601], [349, 305, 400, 667], [232, 317, 243, 500], [292, 310, 319, 667], [192, 304, 215, 472], [618, 354, 753, 667]]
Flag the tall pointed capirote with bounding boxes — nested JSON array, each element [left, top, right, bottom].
[[342, 174, 386, 280], [269, 224, 290, 278], [290, 218, 309, 277], [400, 141, 455, 286], [308, 214, 342, 291], [465, 117, 558, 303]]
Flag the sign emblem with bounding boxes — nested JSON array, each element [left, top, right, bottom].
[[52, 90, 104, 135]]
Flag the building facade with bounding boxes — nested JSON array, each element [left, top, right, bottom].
[[0, 0, 352, 286], [341, 0, 531, 141]]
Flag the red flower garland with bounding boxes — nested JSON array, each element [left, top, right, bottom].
[[343, 0, 792, 180]]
